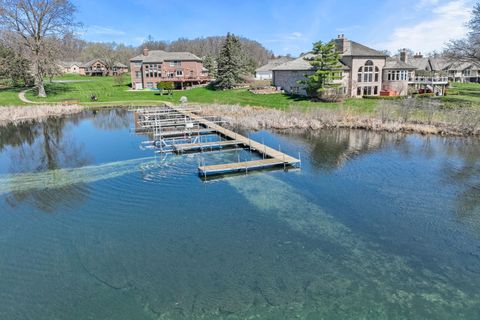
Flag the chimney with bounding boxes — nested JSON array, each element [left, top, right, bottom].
[[413, 52, 423, 59], [335, 34, 350, 55], [143, 48, 149, 56], [400, 49, 408, 63]]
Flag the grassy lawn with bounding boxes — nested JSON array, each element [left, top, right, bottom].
[[441, 82, 480, 105], [0, 87, 28, 106], [14, 74, 376, 112]]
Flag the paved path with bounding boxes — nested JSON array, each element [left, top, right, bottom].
[[18, 89, 38, 104]]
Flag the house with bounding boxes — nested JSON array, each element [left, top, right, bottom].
[[410, 53, 480, 83], [79, 59, 108, 76], [57, 61, 82, 74], [255, 57, 293, 80], [129, 49, 211, 90], [79, 59, 128, 76], [272, 35, 447, 97]]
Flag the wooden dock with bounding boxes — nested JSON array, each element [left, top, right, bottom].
[[173, 140, 240, 153], [169, 106, 300, 176]]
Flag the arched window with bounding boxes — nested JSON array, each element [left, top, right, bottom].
[[358, 60, 376, 83]]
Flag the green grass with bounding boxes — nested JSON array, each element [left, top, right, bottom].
[[18, 74, 377, 112], [441, 82, 480, 105], [0, 87, 28, 106]]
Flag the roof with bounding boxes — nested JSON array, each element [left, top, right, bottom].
[[255, 57, 294, 72], [130, 50, 202, 63], [338, 39, 387, 57], [57, 61, 82, 68], [384, 57, 417, 70], [409, 57, 431, 71], [272, 54, 350, 72], [82, 59, 106, 68], [113, 62, 128, 68]]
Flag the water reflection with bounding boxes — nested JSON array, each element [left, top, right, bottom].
[[298, 129, 407, 170], [1, 116, 91, 212], [91, 108, 131, 131]]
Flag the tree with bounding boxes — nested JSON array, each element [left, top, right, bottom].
[[445, 2, 480, 64], [114, 72, 124, 86], [0, 43, 33, 86], [216, 33, 244, 89], [202, 54, 217, 79], [300, 40, 343, 100], [0, 0, 79, 97], [157, 81, 174, 95]]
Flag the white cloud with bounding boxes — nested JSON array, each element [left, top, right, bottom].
[[87, 26, 126, 36], [375, 0, 473, 54]]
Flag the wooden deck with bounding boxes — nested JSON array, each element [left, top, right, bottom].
[[170, 106, 301, 176], [198, 159, 286, 176], [173, 140, 240, 153]]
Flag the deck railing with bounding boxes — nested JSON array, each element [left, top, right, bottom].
[[409, 76, 449, 84]]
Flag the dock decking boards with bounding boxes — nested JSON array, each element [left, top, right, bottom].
[[135, 105, 300, 176]]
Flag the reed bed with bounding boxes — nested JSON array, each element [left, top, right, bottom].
[[0, 104, 85, 125], [197, 102, 480, 136]]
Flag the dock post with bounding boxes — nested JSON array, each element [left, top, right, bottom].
[[298, 152, 302, 168]]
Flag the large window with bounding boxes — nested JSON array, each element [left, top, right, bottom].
[[386, 70, 408, 81], [358, 60, 379, 83], [170, 60, 181, 67]]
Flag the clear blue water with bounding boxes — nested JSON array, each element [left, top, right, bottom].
[[0, 109, 480, 319]]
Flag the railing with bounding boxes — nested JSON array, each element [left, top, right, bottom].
[[409, 76, 449, 84]]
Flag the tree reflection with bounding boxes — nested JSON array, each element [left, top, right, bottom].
[[3, 116, 91, 213], [91, 109, 131, 131]]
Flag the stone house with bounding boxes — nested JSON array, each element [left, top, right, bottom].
[[57, 61, 82, 74], [410, 54, 480, 83], [272, 35, 440, 98], [79, 59, 128, 76], [129, 49, 211, 90]]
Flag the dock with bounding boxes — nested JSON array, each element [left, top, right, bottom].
[[134, 105, 300, 177]]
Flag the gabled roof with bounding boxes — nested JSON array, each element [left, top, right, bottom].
[[82, 59, 106, 68], [57, 61, 82, 68], [255, 57, 294, 72], [130, 50, 202, 63], [384, 57, 417, 70]]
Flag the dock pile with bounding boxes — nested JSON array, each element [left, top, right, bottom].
[[135, 105, 300, 177]]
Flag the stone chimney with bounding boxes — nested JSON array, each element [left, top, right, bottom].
[[400, 49, 408, 63], [413, 52, 423, 59], [143, 48, 149, 56], [335, 34, 350, 55]]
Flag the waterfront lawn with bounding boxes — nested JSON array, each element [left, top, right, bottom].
[[441, 82, 480, 105], [22, 74, 378, 112], [0, 87, 28, 106]]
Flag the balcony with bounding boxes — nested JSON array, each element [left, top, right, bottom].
[[409, 76, 449, 85]]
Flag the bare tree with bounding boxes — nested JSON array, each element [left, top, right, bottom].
[[0, 0, 78, 97], [445, 2, 480, 64]]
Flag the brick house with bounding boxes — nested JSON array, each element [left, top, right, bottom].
[[129, 49, 210, 90], [272, 35, 448, 97]]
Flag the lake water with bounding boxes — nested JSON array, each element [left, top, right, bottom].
[[0, 109, 480, 320]]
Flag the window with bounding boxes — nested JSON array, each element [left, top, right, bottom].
[[463, 69, 471, 76], [374, 86, 378, 95], [170, 60, 181, 67], [357, 87, 362, 96], [176, 70, 183, 77], [386, 70, 408, 81], [358, 60, 375, 83], [135, 71, 141, 78]]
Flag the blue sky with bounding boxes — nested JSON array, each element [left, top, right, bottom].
[[74, 0, 473, 56]]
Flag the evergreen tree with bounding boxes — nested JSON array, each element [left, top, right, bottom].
[[0, 44, 33, 86], [300, 40, 343, 99], [202, 54, 217, 79], [216, 33, 244, 89]]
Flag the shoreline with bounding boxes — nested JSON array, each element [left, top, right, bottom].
[[0, 103, 479, 137]]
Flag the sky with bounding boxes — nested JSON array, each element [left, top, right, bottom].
[[73, 0, 474, 56]]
